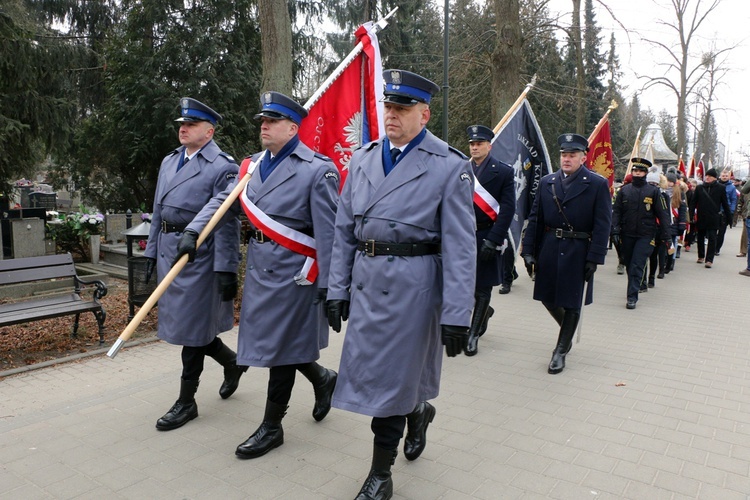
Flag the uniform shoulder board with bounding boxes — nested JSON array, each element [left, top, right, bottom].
[[218, 152, 235, 162], [460, 172, 471, 182], [168, 149, 180, 157], [448, 145, 468, 160], [365, 141, 379, 151], [314, 152, 333, 162], [324, 170, 339, 180]]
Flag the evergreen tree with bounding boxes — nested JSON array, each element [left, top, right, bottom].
[[0, 0, 88, 197], [51, 0, 263, 211]]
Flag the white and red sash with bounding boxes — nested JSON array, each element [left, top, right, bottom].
[[238, 157, 318, 285], [473, 176, 500, 222]]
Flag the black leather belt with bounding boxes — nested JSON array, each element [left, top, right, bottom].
[[250, 227, 313, 243], [162, 221, 188, 233], [476, 221, 494, 230], [357, 240, 440, 257], [545, 227, 591, 239]]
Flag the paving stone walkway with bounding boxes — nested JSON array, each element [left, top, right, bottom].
[[1, 228, 748, 499]]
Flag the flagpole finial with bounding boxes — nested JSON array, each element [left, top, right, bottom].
[[608, 100, 618, 111]]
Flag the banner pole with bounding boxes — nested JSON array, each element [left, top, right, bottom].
[[304, 7, 397, 110], [587, 100, 618, 143], [492, 74, 537, 135]]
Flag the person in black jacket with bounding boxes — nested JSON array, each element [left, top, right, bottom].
[[690, 168, 731, 268], [611, 158, 671, 309], [464, 125, 515, 356]]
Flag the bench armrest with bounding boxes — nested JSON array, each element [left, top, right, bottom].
[[76, 276, 108, 300]]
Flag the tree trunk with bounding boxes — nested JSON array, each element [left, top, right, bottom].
[[491, 0, 522, 125], [571, 0, 586, 134], [259, 0, 293, 94]]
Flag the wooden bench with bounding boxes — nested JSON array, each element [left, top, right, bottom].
[[0, 254, 108, 345]]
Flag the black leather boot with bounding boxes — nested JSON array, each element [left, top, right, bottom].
[[465, 295, 491, 356], [156, 379, 199, 431], [548, 310, 580, 375], [211, 340, 248, 399], [404, 401, 436, 461], [478, 306, 494, 338], [298, 362, 337, 421], [235, 399, 287, 459], [355, 445, 397, 500]]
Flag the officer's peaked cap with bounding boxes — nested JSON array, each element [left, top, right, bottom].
[[630, 157, 652, 171], [467, 125, 494, 143], [175, 98, 222, 125], [558, 133, 588, 152], [382, 69, 440, 106], [254, 91, 307, 125]]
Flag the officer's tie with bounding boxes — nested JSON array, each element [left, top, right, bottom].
[[390, 147, 400, 165], [176, 155, 189, 173]]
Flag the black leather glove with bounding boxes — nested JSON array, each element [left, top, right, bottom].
[[144, 257, 156, 284], [216, 272, 238, 301], [522, 254, 536, 277], [612, 233, 621, 247], [479, 239, 498, 262], [313, 287, 327, 305], [584, 261, 598, 282], [172, 229, 199, 266], [326, 299, 350, 333], [441, 325, 468, 357]]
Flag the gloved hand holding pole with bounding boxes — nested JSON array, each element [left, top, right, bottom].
[[107, 172, 252, 359]]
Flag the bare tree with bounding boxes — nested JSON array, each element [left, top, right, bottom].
[[259, 0, 293, 94], [639, 0, 725, 156]]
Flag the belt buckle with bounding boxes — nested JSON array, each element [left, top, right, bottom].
[[365, 239, 376, 257], [254, 229, 265, 243], [161, 221, 168, 232], [555, 228, 563, 238]]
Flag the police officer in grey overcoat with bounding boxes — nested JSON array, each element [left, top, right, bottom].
[[326, 70, 476, 500], [521, 134, 611, 375], [176, 92, 339, 460], [464, 124, 515, 356], [144, 98, 242, 431]]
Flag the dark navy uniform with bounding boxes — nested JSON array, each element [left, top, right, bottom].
[[465, 125, 515, 356], [611, 158, 670, 308], [522, 134, 611, 375]]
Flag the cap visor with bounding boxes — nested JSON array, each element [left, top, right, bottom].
[[175, 117, 206, 123], [254, 110, 288, 121], [382, 94, 420, 107]]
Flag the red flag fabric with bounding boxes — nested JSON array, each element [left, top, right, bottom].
[[298, 22, 384, 187], [688, 156, 696, 178], [696, 159, 704, 181], [678, 156, 687, 177], [586, 118, 615, 195]]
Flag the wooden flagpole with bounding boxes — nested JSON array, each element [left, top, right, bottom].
[[624, 127, 642, 177], [587, 100, 618, 143], [492, 74, 538, 135], [303, 7, 397, 110], [107, 176, 251, 358]]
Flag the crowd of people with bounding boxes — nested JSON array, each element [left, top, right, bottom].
[[610, 161, 749, 307], [142, 72, 749, 500]]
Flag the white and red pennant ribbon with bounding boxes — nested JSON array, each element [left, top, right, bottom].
[[473, 177, 500, 221], [238, 157, 318, 285]]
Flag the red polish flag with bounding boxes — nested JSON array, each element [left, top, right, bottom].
[[298, 22, 385, 187]]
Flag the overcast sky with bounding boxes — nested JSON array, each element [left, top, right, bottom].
[[546, 0, 748, 174]]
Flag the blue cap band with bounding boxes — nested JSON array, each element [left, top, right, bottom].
[[385, 83, 432, 104], [183, 108, 217, 124], [263, 103, 302, 125]]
